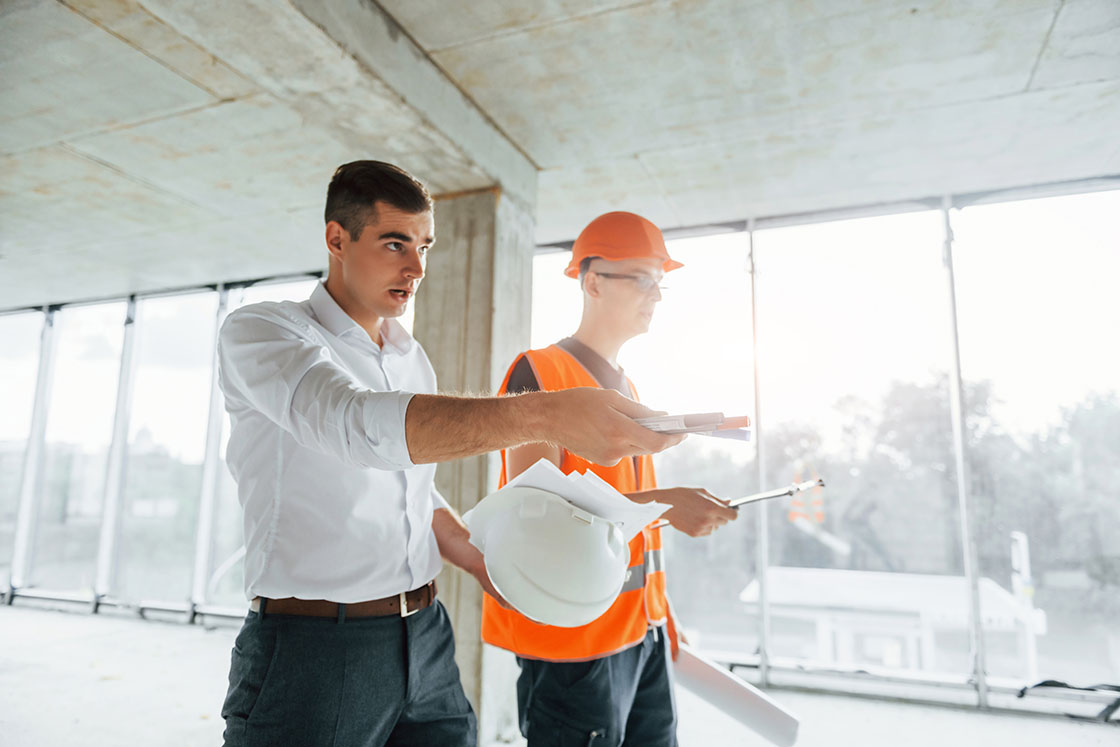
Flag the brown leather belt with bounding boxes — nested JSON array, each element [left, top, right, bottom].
[[250, 580, 437, 621]]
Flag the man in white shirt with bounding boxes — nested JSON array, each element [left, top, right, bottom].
[[217, 161, 681, 747]]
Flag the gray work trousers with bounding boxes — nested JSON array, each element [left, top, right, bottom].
[[517, 627, 678, 747], [222, 599, 476, 747]]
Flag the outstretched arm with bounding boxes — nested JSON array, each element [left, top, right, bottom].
[[405, 388, 682, 466], [220, 310, 682, 471]]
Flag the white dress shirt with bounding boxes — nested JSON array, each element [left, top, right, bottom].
[[218, 282, 448, 603]]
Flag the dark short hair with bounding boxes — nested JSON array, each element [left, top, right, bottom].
[[325, 161, 433, 240], [578, 256, 595, 282]]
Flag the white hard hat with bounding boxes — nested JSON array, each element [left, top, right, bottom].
[[479, 487, 630, 627]]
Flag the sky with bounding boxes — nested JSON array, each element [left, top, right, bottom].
[[0, 190, 1117, 464]]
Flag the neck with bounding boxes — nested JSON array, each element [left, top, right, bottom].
[[572, 317, 628, 369], [325, 272, 384, 345]]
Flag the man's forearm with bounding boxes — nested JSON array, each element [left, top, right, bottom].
[[431, 508, 484, 576], [431, 507, 511, 608], [405, 392, 550, 464], [626, 488, 665, 503], [404, 387, 683, 467], [627, 486, 738, 537]]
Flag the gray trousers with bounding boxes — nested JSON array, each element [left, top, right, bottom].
[[516, 627, 678, 747], [222, 600, 476, 747]]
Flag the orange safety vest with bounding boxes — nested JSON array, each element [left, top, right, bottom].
[[480, 344, 669, 661]]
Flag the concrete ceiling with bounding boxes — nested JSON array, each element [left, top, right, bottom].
[[1, 0, 1118, 309], [381, 0, 1120, 242], [0, 0, 533, 309]]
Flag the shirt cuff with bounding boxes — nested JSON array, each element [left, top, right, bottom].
[[360, 390, 416, 470]]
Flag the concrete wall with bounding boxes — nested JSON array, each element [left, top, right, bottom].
[[412, 187, 535, 741]]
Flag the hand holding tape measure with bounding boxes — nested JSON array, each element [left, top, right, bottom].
[[648, 478, 825, 530], [636, 412, 822, 529]]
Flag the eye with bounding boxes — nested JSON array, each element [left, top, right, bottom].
[[386, 241, 404, 252], [418, 245, 429, 257]]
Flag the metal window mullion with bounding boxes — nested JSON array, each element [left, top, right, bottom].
[[94, 297, 139, 603], [940, 196, 989, 707], [748, 219, 772, 685], [8, 308, 57, 595], [191, 287, 230, 613]]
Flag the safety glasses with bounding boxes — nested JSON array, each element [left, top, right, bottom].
[[590, 271, 667, 293]]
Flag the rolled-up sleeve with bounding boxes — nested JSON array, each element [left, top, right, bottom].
[[219, 308, 415, 471]]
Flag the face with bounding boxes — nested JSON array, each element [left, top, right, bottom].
[[326, 201, 434, 321], [585, 256, 665, 337]]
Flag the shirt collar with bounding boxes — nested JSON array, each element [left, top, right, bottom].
[[379, 317, 414, 355], [309, 282, 359, 338], [309, 282, 414, 354]]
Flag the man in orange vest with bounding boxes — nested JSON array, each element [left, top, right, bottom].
[[482, 211, 739, 746]]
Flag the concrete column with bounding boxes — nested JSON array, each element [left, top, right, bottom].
[[412, 187, 534, 743]]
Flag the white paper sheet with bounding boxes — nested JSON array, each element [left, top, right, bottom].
[[674, 644, 799, 746], [463, 459, 669, 547]]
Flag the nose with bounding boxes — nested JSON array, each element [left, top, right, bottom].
[[403, 248, 425, 280], [650, 284, 662, 302]]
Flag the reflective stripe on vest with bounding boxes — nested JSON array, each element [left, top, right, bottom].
[[480, 344, 669, 661], [620, 548, 666, 594]]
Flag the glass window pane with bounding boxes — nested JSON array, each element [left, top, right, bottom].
[[205, 278, 319, 608], [530, 252, 582, 349], [115, 292, 220, 605], [531, 234, 760, 656], [29, 302, 126, 592], [752, 211, 967, 675], [0, 311, 44, 583], [953, 190, 1120, 687]]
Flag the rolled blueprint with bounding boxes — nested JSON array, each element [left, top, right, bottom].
[[674, 644, 799, 746]]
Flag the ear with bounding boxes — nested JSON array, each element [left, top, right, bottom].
[[582, 270, 602, 299], [325, 221, 349, 263]]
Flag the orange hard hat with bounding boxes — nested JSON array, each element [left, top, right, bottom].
[[564, 211, 683, 278]]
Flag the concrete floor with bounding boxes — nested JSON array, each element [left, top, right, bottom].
[[1, 604, 1115, 747]]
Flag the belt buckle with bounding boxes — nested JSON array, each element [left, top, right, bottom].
[[400, 590, 418, 617]]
